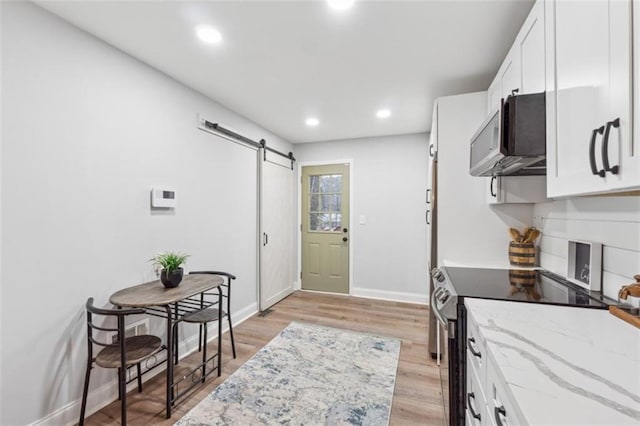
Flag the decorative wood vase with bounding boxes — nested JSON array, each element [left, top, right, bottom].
[[160, 268, 183, 288], [508, 242, 536, 267]]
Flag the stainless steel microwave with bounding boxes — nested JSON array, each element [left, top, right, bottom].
[[469, 92, 546, 177]]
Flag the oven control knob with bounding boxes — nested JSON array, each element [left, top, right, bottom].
[[435, 271, 445, 282], [437, 289, 450, 302]]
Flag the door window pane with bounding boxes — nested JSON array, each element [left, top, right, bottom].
[[308, 174, 342, 232]]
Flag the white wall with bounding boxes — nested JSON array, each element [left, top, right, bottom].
[[294, 133, 429, 304], [1, 2, 291, 424], [436, 92, 535, 268], [534, 197, 640, 307]]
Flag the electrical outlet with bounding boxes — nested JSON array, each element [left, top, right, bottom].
[[108, 319, 149, 343]]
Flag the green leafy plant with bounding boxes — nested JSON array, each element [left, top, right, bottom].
[[150, 252, 190, 274]]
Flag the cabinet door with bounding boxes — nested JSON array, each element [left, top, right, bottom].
[[487, 77, 501, 115], [486, 353, 528, 426], [500, 54, 521, 100], [519, 0, 545, 94], [546, 0, 633, 197], [487, 176, 547, 204], [486, 176, 500, 204], [631, 0, 640, 186], [429, 101, 438, 159]]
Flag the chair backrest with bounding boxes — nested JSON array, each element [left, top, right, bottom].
[[85, 297, 146, 350], [189, 271, 236, 312]]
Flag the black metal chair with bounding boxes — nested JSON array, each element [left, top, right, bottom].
[[174, 271, 236, 363], [79, 298, 163, 426]]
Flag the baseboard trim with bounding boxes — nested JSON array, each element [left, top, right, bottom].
[[351, 287, 428, 305], [30, 302, 259, 426], [261, 285, 294, 310]]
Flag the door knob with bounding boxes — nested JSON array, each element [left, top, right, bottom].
[[343, 228, 348, 233], [343, 237, 348, 242]]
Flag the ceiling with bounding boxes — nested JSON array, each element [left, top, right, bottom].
[[37, 0, 534, 144]]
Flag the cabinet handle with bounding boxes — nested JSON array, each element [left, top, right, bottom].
[[601, 118, 620, 175], [467, 392, 482, 421], [429, 144, 434, 158], [490, 176, 497, 197], [495, 405, 507, 426], [467, 337, 482, 358], [426, 210, 431, 225], [426, 188, 431, 204], [589, 126, 605, 177]]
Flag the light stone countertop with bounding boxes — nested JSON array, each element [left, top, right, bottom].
[[465, 298, 640, 425]]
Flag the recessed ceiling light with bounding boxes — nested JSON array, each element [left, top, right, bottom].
[[327, 0, 355, 11], [376, 109, 391, 119], [305, 117, 320, 127], [196, 25, 222, 44]]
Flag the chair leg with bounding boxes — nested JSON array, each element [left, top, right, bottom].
[[79, 360, 92, 426], [174, 324, 179, 365], [136, 364, 143, 393], [117, 368, 122, 401], [198, 324, 203, 352], [228, 316, 236, 359], [119, 366, 128, 426], [202, 324, 207, 383]]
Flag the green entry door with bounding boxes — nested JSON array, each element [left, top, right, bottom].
[[301, 164, 350, 294]]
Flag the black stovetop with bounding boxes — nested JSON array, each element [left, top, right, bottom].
[[443, 267, 612, 309]]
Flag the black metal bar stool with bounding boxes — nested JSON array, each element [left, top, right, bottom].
[[79, 298, 163, 426], [172, 271, 237, 367], [189, 271, 237, 359]]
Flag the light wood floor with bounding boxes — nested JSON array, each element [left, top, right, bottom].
[[83, 291, 445, 425]]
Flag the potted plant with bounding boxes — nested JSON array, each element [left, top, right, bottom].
[[150, 252, 190, 288]]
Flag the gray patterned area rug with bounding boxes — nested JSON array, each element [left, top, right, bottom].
[[175, 321, 401, 426]]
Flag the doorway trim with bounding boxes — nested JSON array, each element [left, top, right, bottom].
[[297, 159, 354, 295]]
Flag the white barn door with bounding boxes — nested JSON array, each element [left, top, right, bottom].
[[259, 151, 295, 310]]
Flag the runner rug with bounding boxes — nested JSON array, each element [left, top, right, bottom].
[[175, 321, 401, 425]]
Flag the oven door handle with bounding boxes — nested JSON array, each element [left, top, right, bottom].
[[431, 287, 447, 326]]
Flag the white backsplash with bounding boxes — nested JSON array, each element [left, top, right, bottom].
[[533, 196, 640, 308]]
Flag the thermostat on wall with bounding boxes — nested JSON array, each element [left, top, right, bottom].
[[151, 188, 177, 208]]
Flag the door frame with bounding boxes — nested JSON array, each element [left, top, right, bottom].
[[297, 159, 354, 295]]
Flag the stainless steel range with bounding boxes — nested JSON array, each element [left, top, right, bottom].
[[429, 266, 613, 426]]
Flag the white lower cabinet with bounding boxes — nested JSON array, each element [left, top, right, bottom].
[[466, 353, 486, 426], [486, 351, 528, 426], [467, 304, 528, 425]]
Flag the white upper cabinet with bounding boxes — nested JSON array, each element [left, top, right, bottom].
[[486, 0, 545, 116], [519, 1, 545, 94], [545, 0, 638, 197], [484, 1, 548, 204], [500, 50, 521, 100], [487, 176, 548, 205], [487, 77, 501, 115], [429, 100, 438, 159]]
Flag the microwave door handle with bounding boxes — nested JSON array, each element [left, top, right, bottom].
[[589, 126, 605, 177]]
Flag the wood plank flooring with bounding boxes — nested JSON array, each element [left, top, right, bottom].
[[83, 291, 445, 425]]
